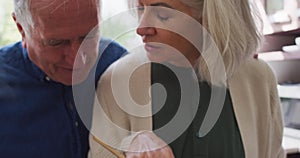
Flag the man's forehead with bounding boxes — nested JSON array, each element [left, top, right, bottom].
[[30, 0, 99, 15], [29, 0, 100, 34]]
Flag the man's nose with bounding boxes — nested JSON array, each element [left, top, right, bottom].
[[65, 40, 85, 66]]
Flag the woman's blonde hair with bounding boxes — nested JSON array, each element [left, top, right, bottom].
[[183, 0, 263, 83]]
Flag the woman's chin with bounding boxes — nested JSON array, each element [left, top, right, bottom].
[[146, 52, 166, 63]]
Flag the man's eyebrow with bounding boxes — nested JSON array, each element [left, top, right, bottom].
[[150, 2, 174, 9]]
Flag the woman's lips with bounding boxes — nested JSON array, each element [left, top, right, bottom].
[[144, 43, 161, 52]]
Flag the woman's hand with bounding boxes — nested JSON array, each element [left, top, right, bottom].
[[125, 131, 174, 158]]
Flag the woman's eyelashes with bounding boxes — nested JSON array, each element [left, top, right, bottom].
[[156, 10, 170, 21], [137, 5, 171, 22]]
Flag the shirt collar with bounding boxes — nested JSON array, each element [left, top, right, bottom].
[[21, 46, 50, 82]]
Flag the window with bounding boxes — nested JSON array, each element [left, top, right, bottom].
[[266, 0, 284, 14], [260, 0, 300, 34]]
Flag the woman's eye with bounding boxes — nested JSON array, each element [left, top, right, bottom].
[[154, 7, 171, 22], [157, 13, 169, 21], [136, 6, 171, 22]]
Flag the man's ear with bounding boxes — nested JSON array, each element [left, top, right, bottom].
[[12, 12, 27, 48]]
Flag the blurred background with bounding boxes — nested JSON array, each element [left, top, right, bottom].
[[0, 0, 142, 48], [0, 0, 20, 46]]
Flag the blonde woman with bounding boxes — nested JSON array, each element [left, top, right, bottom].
[[89, 0, 285, 157]]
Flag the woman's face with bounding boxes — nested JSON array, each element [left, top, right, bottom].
[[136, 0, 201, 67]]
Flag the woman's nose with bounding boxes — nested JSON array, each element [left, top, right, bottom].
[[136, 26, 156, 37], [136, 10, 156, 37]]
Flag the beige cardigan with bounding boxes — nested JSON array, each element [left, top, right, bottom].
[[89, 53, 285, 158]]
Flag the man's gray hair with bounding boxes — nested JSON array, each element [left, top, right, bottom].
[[13, 0, 102, 35], [13, 0, 34, 34]]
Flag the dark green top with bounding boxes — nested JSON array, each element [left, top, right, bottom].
[[151, 63, 245, 158]]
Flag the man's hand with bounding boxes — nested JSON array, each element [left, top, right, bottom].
[[125, 131, 174, 158]]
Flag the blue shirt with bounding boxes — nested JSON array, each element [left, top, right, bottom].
[[0, 38, 126, 158]]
